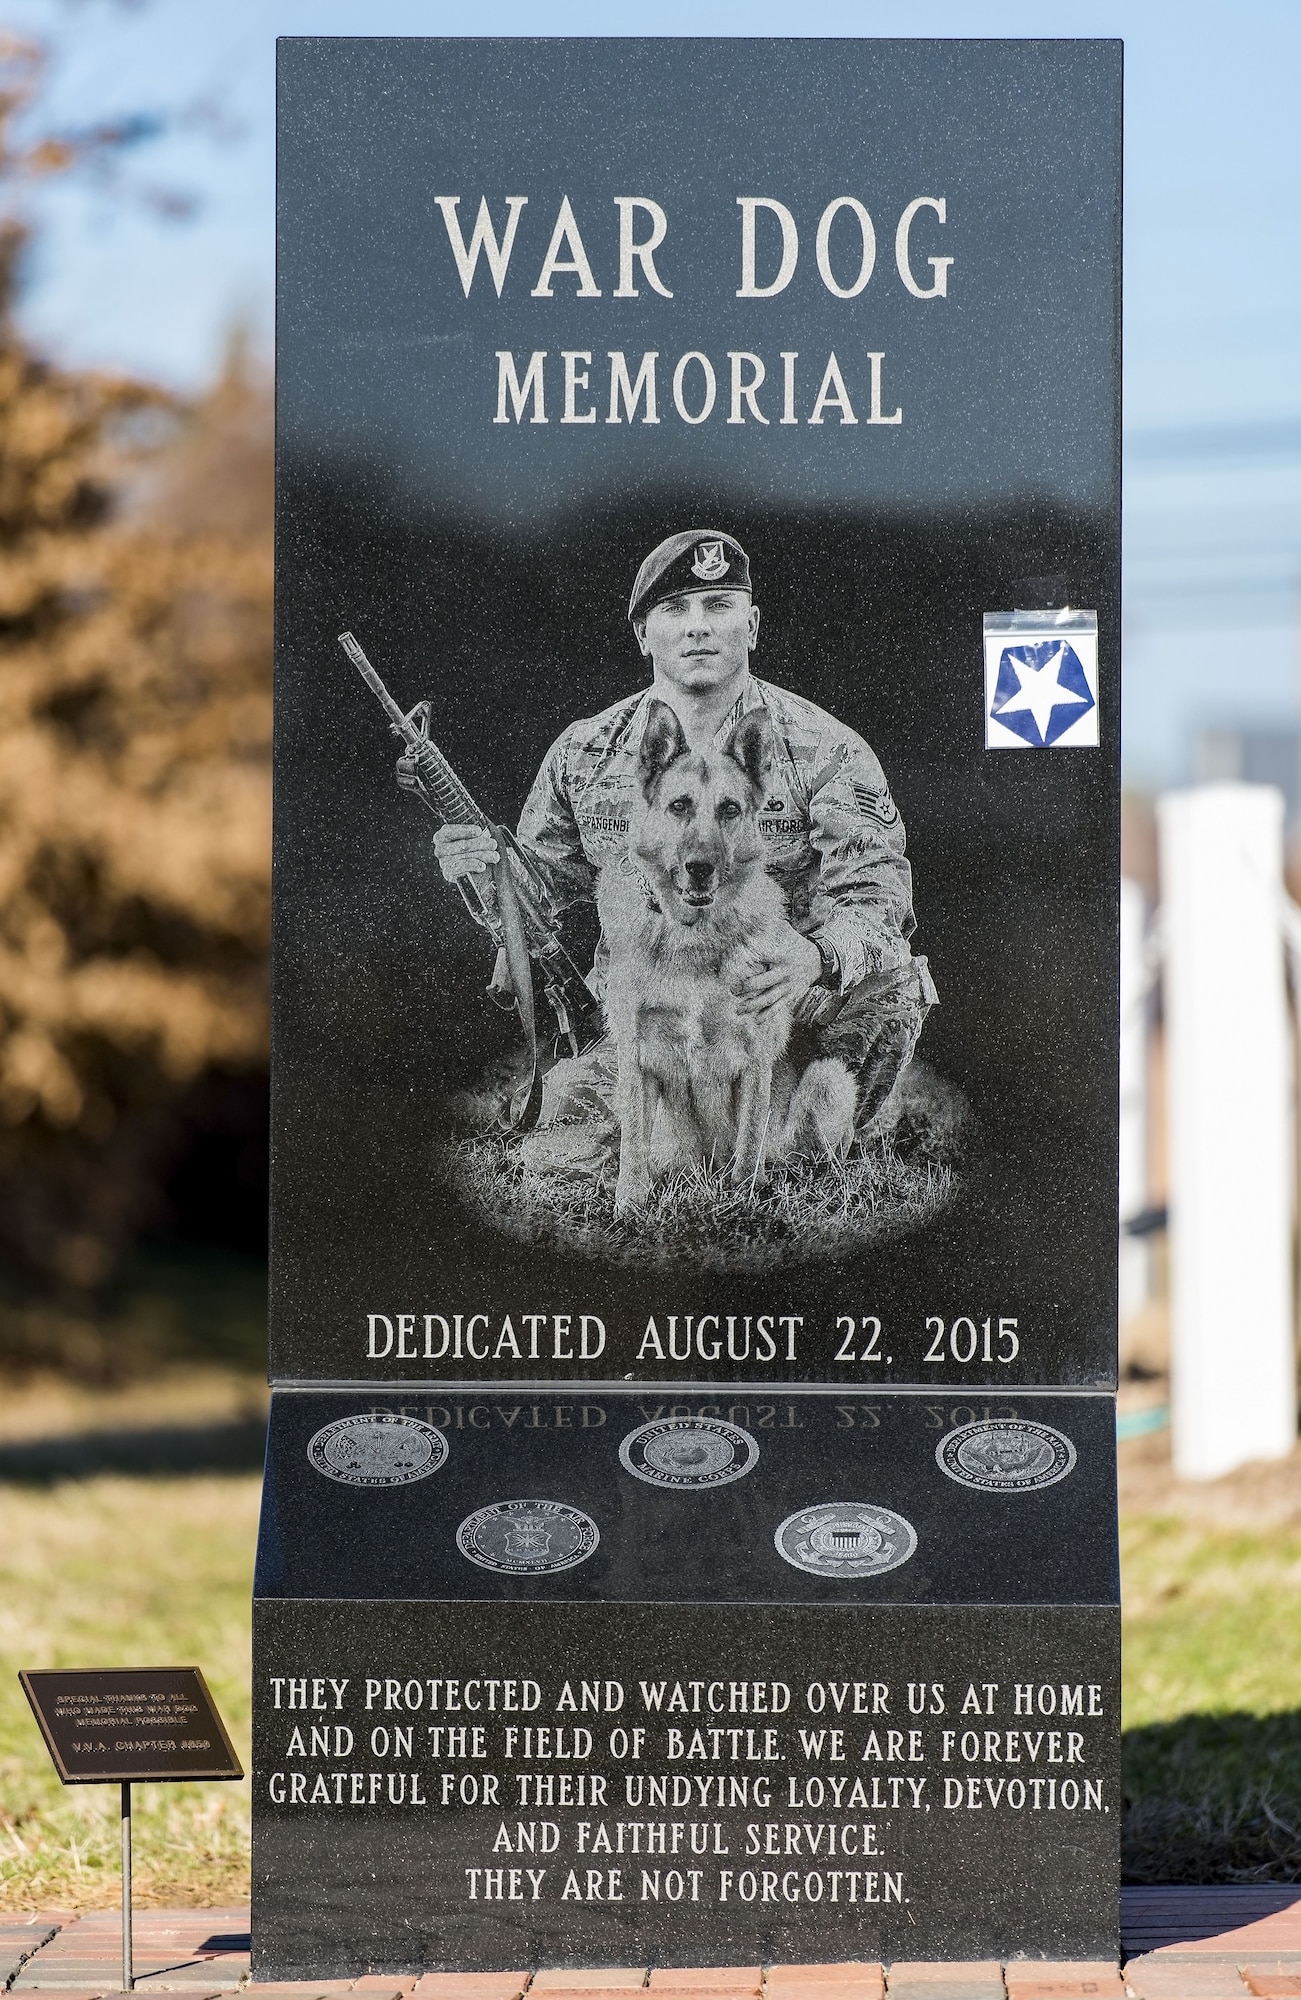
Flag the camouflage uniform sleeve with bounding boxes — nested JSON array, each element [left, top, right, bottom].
[[805, 730, 917, 992], [514, 725, 599, 916]]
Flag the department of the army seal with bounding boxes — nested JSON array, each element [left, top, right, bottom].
[[307, 1413, 449, 1487], [456, 1499, 599, 1575], [618, 1417, 759, 1490], [774, 1502, 917, 1579], [936, 1418, 1077, 1492]]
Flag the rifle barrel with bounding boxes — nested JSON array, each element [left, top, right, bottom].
[[339, 631, 411, 732]]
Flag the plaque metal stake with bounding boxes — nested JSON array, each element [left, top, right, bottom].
[[18, 1667, 241, 1993], [121, 1781, 133, 1991]]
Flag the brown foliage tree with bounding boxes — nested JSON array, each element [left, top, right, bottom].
[[0, 40, 272, 1290]]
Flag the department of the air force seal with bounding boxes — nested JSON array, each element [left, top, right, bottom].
[[307, 1413, 448, 1487], [456, 1500, 599, 1575], [937, 1419, 1077, 1493], [774, 1502, 917, 1579], [619, 1417, 759, 1489]]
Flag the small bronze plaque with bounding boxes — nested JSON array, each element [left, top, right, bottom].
[[20, 1667, 243, 1784]]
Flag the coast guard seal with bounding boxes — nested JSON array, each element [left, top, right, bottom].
[[307, 1412, 448, 1487], [937, 1418, 1077, 1492], [619, 1417, 759, 1489], [774, 1502, 917, 1579], [456, 1499, 599, 1574]]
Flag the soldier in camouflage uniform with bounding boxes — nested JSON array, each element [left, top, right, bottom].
[[435, 530, 936, 1168]]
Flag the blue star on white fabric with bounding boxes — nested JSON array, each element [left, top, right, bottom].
[[990, 641, 1095, 746]]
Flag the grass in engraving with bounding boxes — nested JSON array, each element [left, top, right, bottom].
[[0, 1450, 257, 1910], [443, 1059, 965, 1273]]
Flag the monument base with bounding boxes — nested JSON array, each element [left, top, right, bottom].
[[251, 1388, 1120, 1974]]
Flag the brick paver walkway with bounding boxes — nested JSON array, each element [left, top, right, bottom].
[[3, 1893, 1299, 2000]]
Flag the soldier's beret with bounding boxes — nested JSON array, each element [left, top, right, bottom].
[[628, 531, 752, 622]]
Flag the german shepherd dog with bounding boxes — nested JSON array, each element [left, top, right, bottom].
[[598, 698, 857, 1216]]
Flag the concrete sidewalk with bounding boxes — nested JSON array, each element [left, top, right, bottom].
[[3, 1892, 1299, 2000]]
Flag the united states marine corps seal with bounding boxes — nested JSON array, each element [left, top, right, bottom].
[[456, 1499, 599, 1574], [307, 1413, 448, 1487], [774, 1502, 917, 1578], [936, 1418, 1077, 1492], [618, 1417, 759, 1489]]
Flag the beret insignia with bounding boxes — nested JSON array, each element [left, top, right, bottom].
[[691, 540, 730, 581]]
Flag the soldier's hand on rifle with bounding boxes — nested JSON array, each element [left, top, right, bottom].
[[433, 823, 500, 883]]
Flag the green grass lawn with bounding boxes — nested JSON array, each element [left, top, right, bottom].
[[1120, 1505, 1301, 1882], [1, 1419, 1299, 1910], [0, 1468, 259, 1910]]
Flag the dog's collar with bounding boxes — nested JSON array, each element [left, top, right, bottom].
[[630, 866, 662, 915]]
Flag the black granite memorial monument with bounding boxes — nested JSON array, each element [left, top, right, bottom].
[[258, 34, 1122, 1976]]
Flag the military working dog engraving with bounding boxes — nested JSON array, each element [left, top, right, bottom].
[[618, 1415, 760, 1488], [775, 1501, 918, 1578], [455, 1499, 600, 1573], [936, 1419, 1078, 1492], [306, 1413, 449, 1486], [598, 699, 857, 1215]]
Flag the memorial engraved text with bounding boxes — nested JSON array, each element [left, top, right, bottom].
[[263, 1668, 1110, 1913]]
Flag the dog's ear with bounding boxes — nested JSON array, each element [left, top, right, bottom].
[[639, 698, 690, 794], [721, 708, 775, 795]]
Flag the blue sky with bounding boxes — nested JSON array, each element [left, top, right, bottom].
[[5, 0, 1299, 789]]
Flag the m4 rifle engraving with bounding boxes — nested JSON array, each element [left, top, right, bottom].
[[340, 632, 601, 1064]]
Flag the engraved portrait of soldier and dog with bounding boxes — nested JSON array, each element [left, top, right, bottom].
[[343, 528, 966, 1272]]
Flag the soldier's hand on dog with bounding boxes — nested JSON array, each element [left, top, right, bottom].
[[733, 927, 823, 1018], [434, 823, 500, 882]]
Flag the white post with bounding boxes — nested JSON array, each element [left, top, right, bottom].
[[1118, 876, 1149, 1344], [1157, 783, 1296, 1479]]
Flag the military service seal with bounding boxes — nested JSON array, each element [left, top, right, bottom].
[[618, 1416, 759, 1489], [774, 1502, 917, 1579], [456, 1499, 599, 1575], [307, 1412, 448, 1487], [936, 1418, 1077, 1492]]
